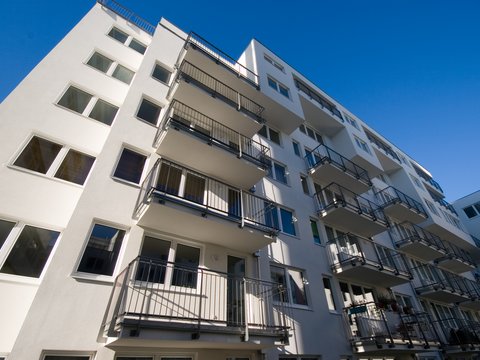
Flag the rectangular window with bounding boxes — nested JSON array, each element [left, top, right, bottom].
[[112, 64, 135, 84], [171, 244, 200, 288], [152, 63, 172, 84], [264, 54, 285, 72], [271, 265, 308, 306], [108, 27, 128, 43], [136, 236, 170, 283], [310, 219, 321, 245], [344, 114, 359, 130], [354, 136, 370, 154], [89, 99, 118, 125], [87, 52, 113, 73], [0, 219, 16, 249], [273, 162, 288, 184], [113, 148, 147, 184], [258, 125, 281, 145], [323, 277, 337, 310], [58, 86, 92, 114], [292, 141, 301, 156], [410, 175, 423, 190], [258, 125, 268, 138], [299, 124, 306, 134], [13, 136, 95, 185], [424, 199, 439, 216], [464, 205, 478, 219], [44, 356, 92, 360], [87, 52, 134, 85], [128, 38, 147, 54], [267, 76, 290, 99], [0, 225, 59, 278], [300, 175, 310, 195], [108, 27, 146, 54], [77, 223, 125, 276], [280, 208, 296, 236], [137, 98, 162, 125]]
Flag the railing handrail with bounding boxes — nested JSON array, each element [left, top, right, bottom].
[[389, 222, 447, 251], [294, 78, 344, 120], [365, 131, 401, 162], [375, 186, 427, 216], [97, 0, 156, 35]]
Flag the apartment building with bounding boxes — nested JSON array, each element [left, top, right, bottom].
[[0, 1, 479, 360]]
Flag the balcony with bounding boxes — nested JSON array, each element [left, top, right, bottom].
[[433, 317, 480, 354], [435, 241, 477, 274], [376, 186, 428, 224], [413, 164, 444, 196], [305, 144, 372, 194], [460, 279, 480, 311], [103, 257, 290, 349], [135, 159, 279, 253], [168, 61, 264, 138], [154, 101, 269, 189], [315, 183, 389, 237], [294, 78, 345, 136], [390, 222, 448, 262], [345, 302, 440, 355], [365, 131, 402, 173], [412, 263, 475, 303], [327, 234, 412, 287]]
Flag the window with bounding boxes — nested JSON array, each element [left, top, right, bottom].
[[300, 175, 310, 195], [264, 54, 285, 72], [137, 98, 162, 125], [172, 244, 200, 288], [463, 202, 480, 219], [410, 175, 424, 190], [258, 125, 281, 145], [354, 136, 370, 154], [299, 124, 323, 143], [267, 76, 290, 98], [77, 223, 126, 276], [13, 136, 95, 185], [57, 86, 118, 125], [0, 222, 59, 278], [270, 264, 308, 306], [299, 124, 306, 134], [152, 63, 172, 84], [323, 277, 337, 310], [292, 140, 301, 156], [280, 208, 296, 236], [108, 27, 146, 54], [310, 219, 321, 245], [86, 52, 135, 85], [338, 281, 374, 307], [424, 198, 439, 216], [344, 114, 359, 130], [272, 162, 288, 184], [113, 148, 147, 184], [44, 356, 92, 360]]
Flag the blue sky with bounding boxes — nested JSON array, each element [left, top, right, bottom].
[[2, 0, 479, 202]]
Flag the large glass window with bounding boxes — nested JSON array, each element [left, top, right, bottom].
[[77, 224, 125, 276], [137, 98, 162, 125], [0, 225, 59, 278], [14, 136, 62, 174], [113, 148, 147, 184], [156, 163, 182, 195], [273, 162, 288, 184], [54, 150, 95, 185]]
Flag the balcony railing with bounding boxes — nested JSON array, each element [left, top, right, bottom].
[[344, 302, 440, 349], [376, 186, 428, 218], [315, 183, 388, 226], [432, 196, 458, 216], [97, 0, 156, 35], [155, 100, 270, 169], [170, 61, 265, 123], [365, 132, 401, 162], [305, 143, 371, 187], [432, 317, 480, 347], [327, 234, 412, 278], [294, 79, 344, 120], [413, 165, 444, 194], [136, 159, 279, 235], [389, 222, 447, 253], [439, 241, 476, 268], [182, 32, 259, 88], [104, 257, 290, 342]]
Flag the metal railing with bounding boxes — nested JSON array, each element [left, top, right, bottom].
[[344, 302, 439, 348], [135, 159, 280, 235], [365, 131, 401, 162], [169, 61, 265, 123], [305, 143, 371, 187], [438, 241, 476, 268], [389, 222, 447, 253], [154, 100, 270, 169], [327, 234, 412, 279], [314, 183, 388, 226], [430, 195, 458, 216], [375, 186, 428, 218], [294, 79, 344, 120], [432, 317, 480, 347], [104, 257, 290, 341], [413, 165, 444, 194], [181, 32, 259, 88], [97, 0, 156, 35]]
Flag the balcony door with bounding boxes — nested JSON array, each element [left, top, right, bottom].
[[227, 256, 245, 326]]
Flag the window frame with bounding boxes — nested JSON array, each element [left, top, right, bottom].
[[354, 136, 371, 154], [270, 263, 309, 308], [278, 207, 297, 236], [310, 218, 321, 245], [300, 175, 310, 195], [322, 276, 337, 311], [85, 50, 135, 85], [292, 140, 301, 157], [40, 351, 96, 360], [264, 54, 285, 73], [107, 26, 147, 54], [265, 158, 289, 185], [258, 125, 282, 146], [343, 113, 360, 130], [135, 96, 164, 126], [267, 75, 290, 99], [112, 146, 148, 186], [151, 62, 173, 85]]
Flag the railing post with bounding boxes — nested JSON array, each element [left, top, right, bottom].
[[194, 268, 204, 340], [107, 262, 132, 336], [237, 92, 241, 111], [240, 190, 245, 228], [238, 133, 242, 159], [243, 278, 249, 342]]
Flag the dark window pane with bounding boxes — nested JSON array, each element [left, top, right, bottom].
[[184, 172, 205, 204], [156, 163, 182, 195], [311, 220, 321, 244], [288, 269, 307, 305], [299, 124, 306, 134], [152, 64, 171, 84], [300, 176, 309, 195], [129, 39, 147, 54], [0, 226, 59, 278], [292, 141, 300, 156], [172, 244, 200, 288], [0, 219, 16, 249], [136, 237, 170, 283], [44, 356, 90, 360], [54, 150, 95, 185], [112, 64, 134, 84], [264, 202, 279, 229], [58, 86, 92, 114], [137, 99, 162, 125], [270, 265, 288, 302], [77, 224, 125, 276], [280, 208, 296, 236], [274, 163, 287, 184], [267, 77, 277, 90], [258, 125, 268, 138], [269, 128, 281, 145], [108, 27, 128, 43], [306, 127, 315, 139], [87, 52, 113, 73], [116, 358, 153, 360], [279, 85, 289, 98], [88, 99, 118, 125], [14, 136, 62, 174], [464, 206, 477, 219], [113, 148, 147, 184]]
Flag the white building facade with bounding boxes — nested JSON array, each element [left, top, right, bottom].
[[1, 1, 479, 360]]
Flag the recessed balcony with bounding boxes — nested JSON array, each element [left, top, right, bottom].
[[168, 61, 264, 138], [103, 257, 290, 349], [365, 131, 402, 173], [135, 159, 279, 253], [155, 101, 269, 189], [376, 186, 428, 224], [389, 222, 448, 262], [315, 183, 389, 237], [305, 144, 372, 194], [435, 241, 477, 274], [294, 79, 345, 136], [327, 234, 412, 287], [432, 317, 480, 353], [345, 302, 441, 355]]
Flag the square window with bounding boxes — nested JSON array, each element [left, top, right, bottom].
[[267, 77, 278, 90], [113, 148, 147, 184], [87, 52, 113, 73], [54, 150, 95, 185], [108, 27, 128, 43], [280, 208, 296, 236], [58, 86, 93, 114], [14, 136, 62, 174], [0, 225, 59, 278], [88, 99, 118, 125], [0, 219, 16, 249], [152, 64, 171, 84], [269, 128, 281, 145], [310, 219, 321, 244], [128, 38, 147, 54], [77, 223, 125, 276], [137, 98, 162, 125], [292, 141, 301, 156], [112, 64, 135, 84]]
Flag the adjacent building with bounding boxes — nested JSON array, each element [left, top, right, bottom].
[[0, 1, 479, 360]]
